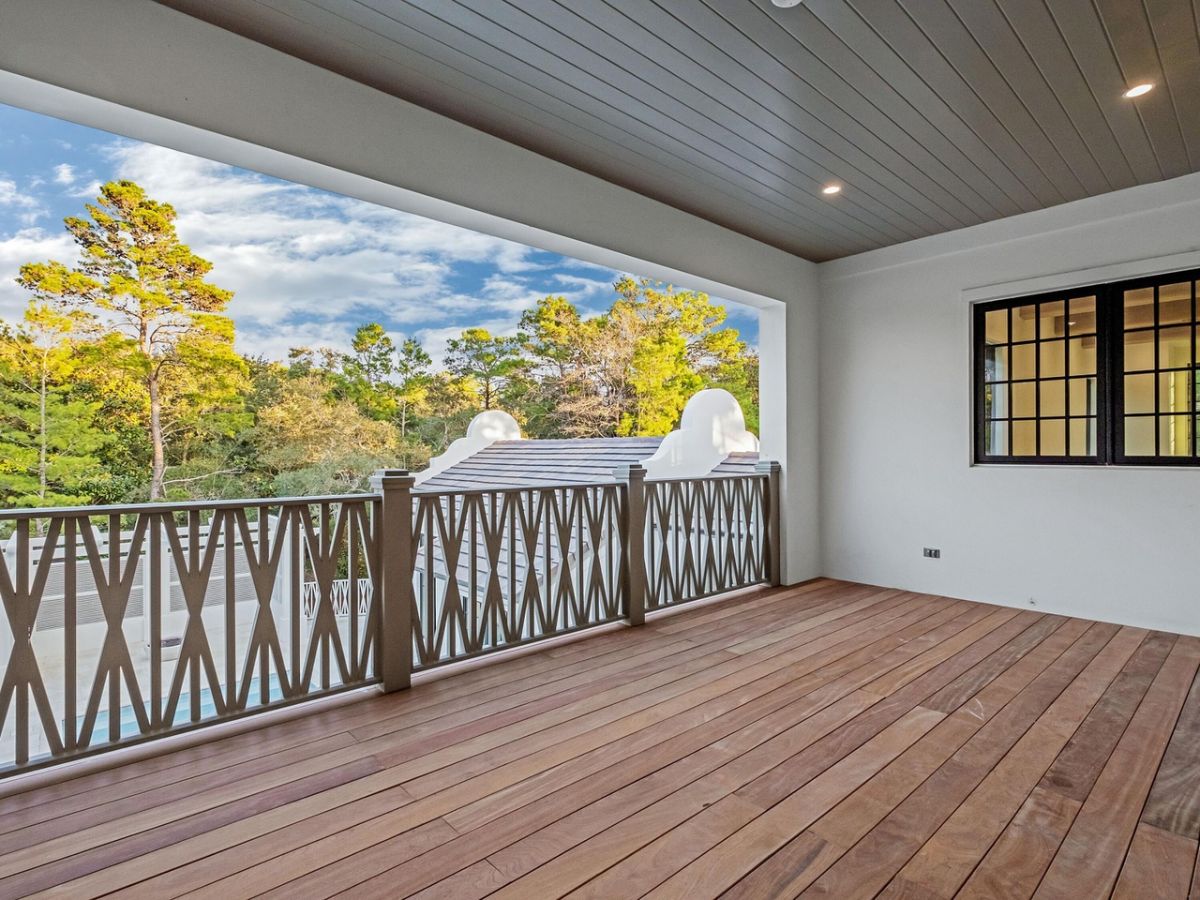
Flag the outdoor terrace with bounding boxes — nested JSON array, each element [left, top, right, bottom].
[[1, 578, 1197, 898]]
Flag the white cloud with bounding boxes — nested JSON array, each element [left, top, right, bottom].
[[0, 227, 76, 321], [553, 273, 615, 297], [101, 142, 563, 347], [0, 138, 676, 358], [0, 177, 45, 225]]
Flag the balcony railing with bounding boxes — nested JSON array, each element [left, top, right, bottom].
[[0, 462, 780, 774]]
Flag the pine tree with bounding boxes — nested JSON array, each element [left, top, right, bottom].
[[18, 180, 246, 499], [0, 306, 109, 507]]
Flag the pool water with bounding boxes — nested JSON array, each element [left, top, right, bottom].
[[78, 672, 290, 740]]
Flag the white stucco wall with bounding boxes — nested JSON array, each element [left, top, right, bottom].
[[819, 173, 1200, 635], [0, 0, 821, 582]]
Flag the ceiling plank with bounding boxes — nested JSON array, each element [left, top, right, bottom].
[[1042, 0, 1165, 184], [902, 0, 1099, 198], [372, 0, 904, 247], [1142, 0, 1200, 169], [992, 0, 1138, 191], [515, 0, 953, 235]]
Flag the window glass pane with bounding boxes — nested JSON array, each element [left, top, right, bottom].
[[1039, 380, 1066, 417], [1068, 296, 1096, 335], [1011, 344, 1036, 380], [1012, 382, 1036, 418], [984, 345, 1008, 382], [1039, 300, 1066, 340], [1125, 416, 1155, 455], [1160, 371, 1190, 414], [1012, 304, 1037, 342], [1159, 415, 1192, 457], [1159, 326, 1192, 368], [1158, 282, 1191, 325], [1069, 377, 1097, 416], [984, 309, 1008, 344], [985, 421, 1008, 456], [1125, 287, 1155, 329], [1039, 340, 1065, 378], [1069, 418, 1097, 457], [1125, 373, 1155, 414], [985, 383, 1008, 419], [1124, 330, 1155, 371], [1013, 420, 1037, 456], [1068, 336, 1096, 375], [1040, 420, 1066, 456]]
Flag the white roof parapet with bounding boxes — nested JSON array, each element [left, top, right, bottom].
[[413, 409, 523, 486], [640, 389, 759, 480]]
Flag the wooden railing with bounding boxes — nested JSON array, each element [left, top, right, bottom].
[[0, 463, 779, 774]]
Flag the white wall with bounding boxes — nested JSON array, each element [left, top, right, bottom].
[[0, 0, 822, 582], [819, 173, 1200, 635]]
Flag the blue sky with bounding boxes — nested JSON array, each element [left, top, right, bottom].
[[0, 102, 756, 363]]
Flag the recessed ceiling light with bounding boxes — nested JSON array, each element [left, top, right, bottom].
[[1123, 83, 1154, 98], [822, 184, 842, 195], [770, 0, 804, 6]]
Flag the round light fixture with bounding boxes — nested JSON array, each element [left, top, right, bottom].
[[822, 184, 842, 196], [770, 0, 805, 6], [1123, 83, 1154, 98]]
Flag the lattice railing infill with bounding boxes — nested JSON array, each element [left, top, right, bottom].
[[0, 496, 379, 771], [410, 482, 628, 670], [0, 464, 778, 775], [644, 474, 770, 610]]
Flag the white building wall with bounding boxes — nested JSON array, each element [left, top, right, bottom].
[[819, 173, 1200, 635]]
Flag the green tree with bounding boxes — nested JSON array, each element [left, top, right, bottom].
[[254, 373, 401, 495], [610, 277, 753, 436], [0, 305, 109, 507], [17, 180, 247, 499], [394, 337, 432, 443], [516, 281, 757, 438], [443, 327, 526, 410], [338, 323, 399, 420]]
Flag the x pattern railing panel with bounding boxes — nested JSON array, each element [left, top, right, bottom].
[[0, 496, 379, 770], [644, 475, 769, 609], [410, 483, 627, 670]]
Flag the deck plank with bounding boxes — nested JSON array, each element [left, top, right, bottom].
[[0, 581, 1198, 899]]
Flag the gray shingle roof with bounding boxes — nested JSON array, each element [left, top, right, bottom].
[[415, 437, 758, 492]]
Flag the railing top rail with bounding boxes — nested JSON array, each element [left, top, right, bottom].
[[0, 464, 777, 519], [413, 480, 627, 498], [0, 492, 379, 520], [643, 472, 769, 487]]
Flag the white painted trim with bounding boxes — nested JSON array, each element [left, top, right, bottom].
[[961, 249, 1200, 305]]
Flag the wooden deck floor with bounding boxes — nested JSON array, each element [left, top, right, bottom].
[[2, 579, 1199, 898]]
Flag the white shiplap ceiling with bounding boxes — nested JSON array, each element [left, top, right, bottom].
[[157, 0, 1200, 261]]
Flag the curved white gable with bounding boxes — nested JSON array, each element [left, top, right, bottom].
[[413, 409, 523, 485], [640, 389, 759, 480]]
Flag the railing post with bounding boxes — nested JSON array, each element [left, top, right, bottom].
[[370, 469, 414, 692], [616, 464, 647, 626], [756, 460, 782, 587]]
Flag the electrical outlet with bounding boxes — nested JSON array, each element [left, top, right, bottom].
[[923, 547, 941, 559]]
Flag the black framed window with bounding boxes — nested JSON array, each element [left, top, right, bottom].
[[975, 268, 1199, 466]]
